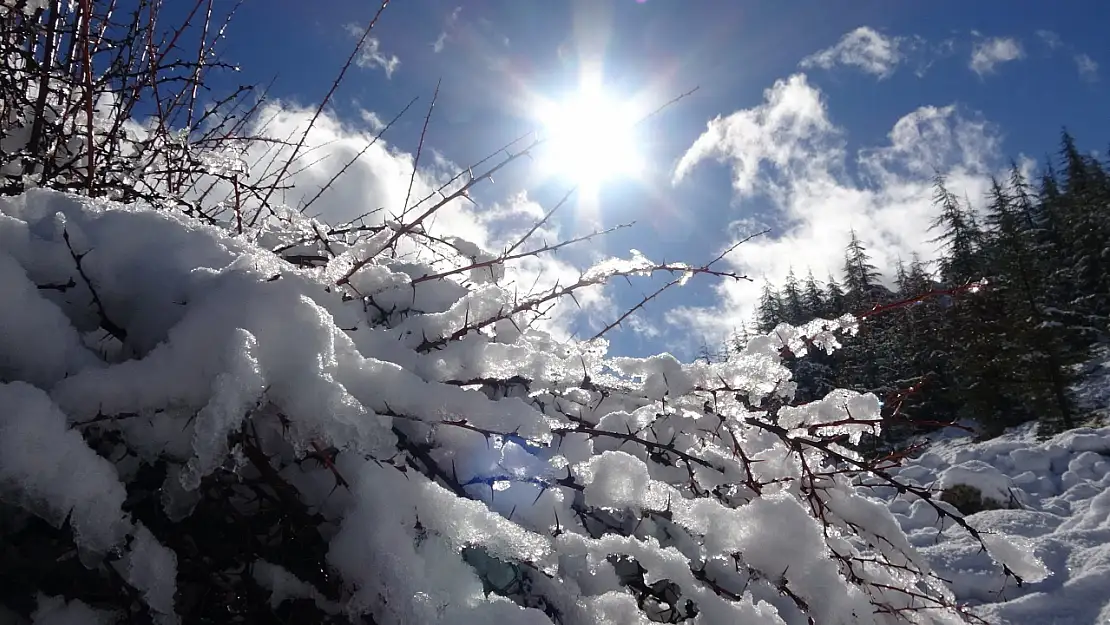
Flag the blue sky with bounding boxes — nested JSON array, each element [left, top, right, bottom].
[[208, 0, 1108, 359]]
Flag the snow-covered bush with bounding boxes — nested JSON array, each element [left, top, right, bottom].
[[0, 0, 253, 216], [0, 2, 1048, 624], [0, 187, 1050, 624]]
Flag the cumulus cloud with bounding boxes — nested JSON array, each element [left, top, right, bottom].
[[800, 27, 904, 79], [1075, 54, 1099, 83], [969, 37, 1024, 76], [670, 74, 1004, 338], [344, 24, 400, 78], [226, 102, 479, 243]]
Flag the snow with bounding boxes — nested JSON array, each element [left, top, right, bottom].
[[1, 185, 1106, 624], [251, 560, 339, 613], [29, 595, 111, 625], [0, 0, 49, 17], [114, 525, 179, 625], [0, 382, 130, 559], [581, 249, 657, 282], [577, 451, 668, 512], [0, 252, 101, 387], [936, 460, 1019, 506], [876, 422, 1110, 624]]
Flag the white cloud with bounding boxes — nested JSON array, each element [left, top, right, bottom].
[[669, 74, 1004, 339], [969, 37, 1024, 76], [673, 74, 841, 198], [1076, 53, 1099, 82], [358, 109, 387, 133], [433, 7, 463, 53], [908, 36, 955, 77], [1031, 31, 1099, 83], [432, 32, 448, 54], [468, 192, 614, 338], [800, 27, 904, 79], [185, 103, 599, 340], [858, 105, 1000, 181], [357, 38, 400, 78], [625, 314, 662, 340], [1035, 30, 1062, 49], [235, 102, 472, 236], [344, 24, 400, 78]]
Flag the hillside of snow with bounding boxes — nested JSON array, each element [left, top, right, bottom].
[[875, 418, 1110, 624]]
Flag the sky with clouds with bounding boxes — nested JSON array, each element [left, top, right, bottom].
[[207, 0, 1109, 359]]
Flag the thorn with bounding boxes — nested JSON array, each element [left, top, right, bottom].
[[533, 484, 548, 506]]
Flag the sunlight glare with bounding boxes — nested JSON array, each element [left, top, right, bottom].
[[538, 83, 644, 190]]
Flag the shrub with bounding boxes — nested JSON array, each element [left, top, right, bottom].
[[0, 2, 1046, 624]]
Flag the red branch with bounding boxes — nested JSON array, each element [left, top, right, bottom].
[[857, 280, 987, 320]]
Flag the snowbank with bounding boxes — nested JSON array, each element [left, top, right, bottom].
[[878, 423, 1110, 624]]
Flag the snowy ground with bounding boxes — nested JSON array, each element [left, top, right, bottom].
[[874, 416, 1110, 625]]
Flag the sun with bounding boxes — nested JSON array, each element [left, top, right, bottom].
[[536, 82, 644, 191]]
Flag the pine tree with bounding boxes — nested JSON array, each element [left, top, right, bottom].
[[903, 255, 935, 295], [843, 229, 883, 310], [741, 133, 1110, 445], [755, 281, 785, 333], [927, 176, 1023, 429], [781, 269, 806, 324], [894, 258, 909, 295], [895, 255, 957, 428], [825, 274, 848, 317], [1032, 161, 1090, 341], [929, 176, 984, 284], [1054, 131, 1110, 328], [827, 232, 887, 398], [981, 174, 1082, 433], [802, 271, 826, 319]]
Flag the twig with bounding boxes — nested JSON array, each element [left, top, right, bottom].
[[256, 0, 391, 213], [591, 229, 766, 340], [300, 95, 418, 214], [398, 79, 440, 223], [63, 227, 127, 342]]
